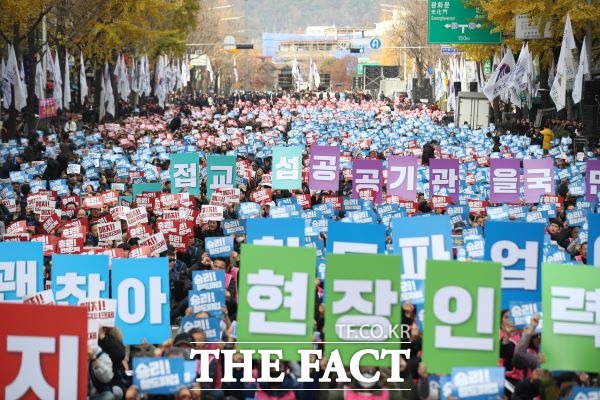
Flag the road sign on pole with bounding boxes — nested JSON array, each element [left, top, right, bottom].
[[428, 0, 501, 44], [370, 37, 382, 50]]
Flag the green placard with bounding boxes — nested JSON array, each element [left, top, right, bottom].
[[542, 263, 600, 372], [169, 153, 200, 195], [271, 146, 303, 190], [325, 253, 402, 367], [206, 155, 237, 198], [428, 0, 501, 44], [132, 182, 162, 198], [423, 260, 501, 374], [237, 245, 316, 361]]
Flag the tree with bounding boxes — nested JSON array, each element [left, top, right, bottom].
[[463, 0, 600, 111]]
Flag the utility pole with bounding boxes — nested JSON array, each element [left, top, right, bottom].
[[244, 0, 250, 92]]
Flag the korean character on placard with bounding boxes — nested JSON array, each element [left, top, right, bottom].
[[355, 169, 380, 192], [0, 261, 38, 300], [209, 165, 234, 191], [431, 0, 437, 8], [589, 169, 600, 196], [54, 272, 106, 304], [275, 156, 300, 180], [246, 269, 308, 335], [333, 279, 398, 339], [443, 1, 450, 8], [173, 163, 197, 188], [526, 168, 552, 193], [437, 1, 443, 7], [398, 234, 451, 280], [492, 168, 518, 193], [312, 156, 338, 181], [5, 332, 81, 398], [551, 287, 600, 347], [431, 168, 458, 194], [389, 165, 416, 191], [489, 239, 538, 290], [434, 286, 496, 351]]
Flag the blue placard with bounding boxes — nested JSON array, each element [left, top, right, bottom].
[[486, 206, 509, 221], [247, 218, 305, 247], [327, 221, 386, 254], [180, 316, 221, 341], [509, 301, 542, 331], [133, 357, 187, 395], [566, 209, 587, 227], [205, 236, 234, 258], [112, 258, 170, 345], [450, 367, 505, 400], [192, 270, 226, 291], [239, 202, 261, 219], [484, 221, 544, 308], [188, 288, 225, 317], [222, 219, 246, 236], [0, 242, 44, 300], [392, 215, 452, 303], [51, 255, 110, 305], [588, 213, 600, 266], [564, 387, 600, 400]]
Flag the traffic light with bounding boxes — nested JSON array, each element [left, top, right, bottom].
[[236, 43, 254, 49], [350, 48, 364, 54]]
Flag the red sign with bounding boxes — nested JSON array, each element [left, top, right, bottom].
[[323, 196, 343, 210], [38, 97, 58, 118], [0, 302, 88, 399], [56, 238, 84, 254]]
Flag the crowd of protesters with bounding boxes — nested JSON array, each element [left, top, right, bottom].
[[1, 90, 598, 399]]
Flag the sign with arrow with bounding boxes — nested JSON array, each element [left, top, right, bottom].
[[428, 0, 501, 44]]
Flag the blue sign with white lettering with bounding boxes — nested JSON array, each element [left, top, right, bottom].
[[0, 242, 44, 301], [392, 215, 452, 303], [247, 218, 305, 247], [192, 270, 226, 291], [327, 221, 386, 254], [133, 357, 189, 395], [205, 236, 234, 258], [484, 221, 544, 308], [52, 255, 110, 305], [450, 367, 505, 400], [370, 37, 382, 50], [188, 288, 225, 317], [180, 316, 221, 342], [588, 213, 600, 266], [112, 258, 170, 345], [223, 219, 246, 236]]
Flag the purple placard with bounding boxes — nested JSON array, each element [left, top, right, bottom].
[[309, 146, 340, 191], [429, 159, 459, 203], [490, 158, 521, 203], [387, 156, 418, 200], [523, 158, 554, 203], [586, 160, 600, 202], [352, 159, 383, 203]]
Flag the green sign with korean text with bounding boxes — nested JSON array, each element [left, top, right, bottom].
[[325, 253, 402, 366], [542, 263, 600, 372], [428, 0, 502, 44], [423, 260, 501, 374], [236, 244, 316, 361]]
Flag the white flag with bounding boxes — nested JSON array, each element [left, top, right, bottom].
[[63, 50, 71, 110], [53, 49, 62, 110], [18, 59, 28, 110], [5, 45, 27, 111], [548, 60, 555, 88], [233, 57, 239, 83], [155, 56, 166, 108], [35, 57, 45, 100], [80, 52, 88, 104], [2, 57, 11, 109], [206, 56, 214, 84], [46, 44, 54, 79], [550, 13, 577, 111], [572, 36, 589, 104], [104, 62, 115, 117], [313, 60, 320, 89], [483, 48, 516, 102], [508, 43, 529, 108]]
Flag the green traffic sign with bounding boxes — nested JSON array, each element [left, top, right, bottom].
[[428, 0, 501, 44]]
